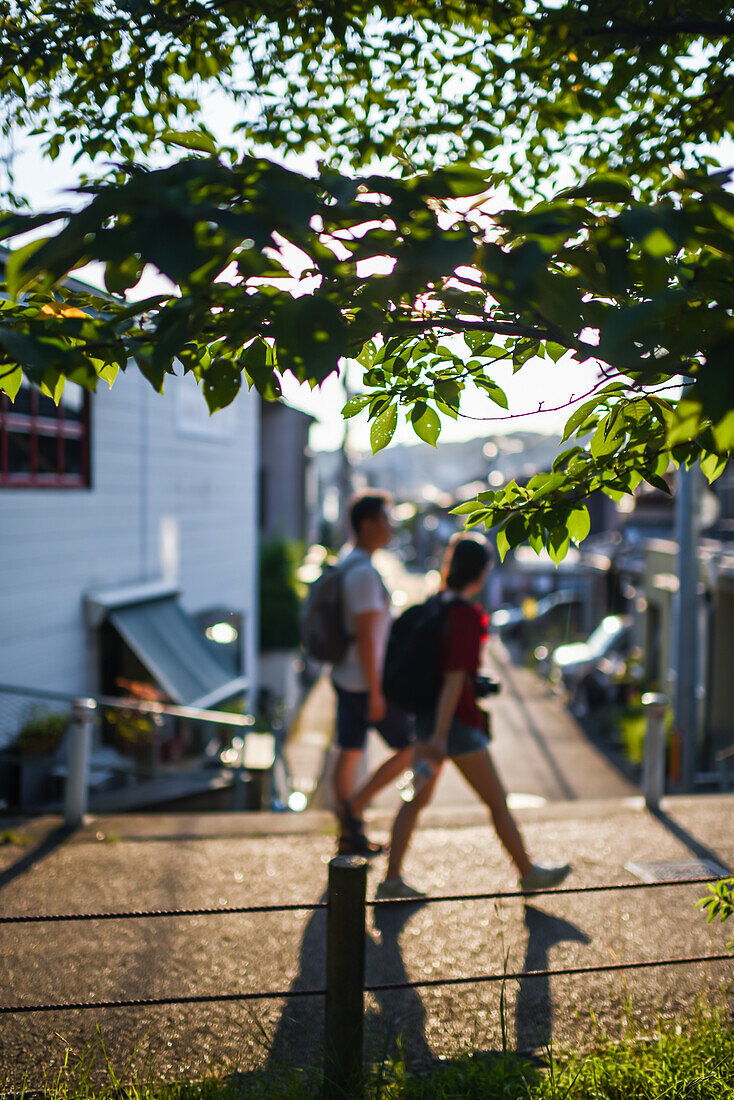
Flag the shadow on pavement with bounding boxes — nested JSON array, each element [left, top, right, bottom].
[[266, 893, 434, 1075], [367, 896, 434, 1069], [266, 891, 328, 1073], [0, 822, 73, 894], [651, 807, 732, 873], [515, 905, 590, 1056]]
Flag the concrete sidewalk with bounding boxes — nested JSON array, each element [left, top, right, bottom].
[[0, 794, 732, 1081]]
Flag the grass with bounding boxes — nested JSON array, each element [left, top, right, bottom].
[[3, 1013, 733, 1100]]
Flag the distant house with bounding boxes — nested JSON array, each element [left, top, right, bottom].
[[0, 257, 260, 736], [259, 399, 315, 544], [643, 538, 734, 775]]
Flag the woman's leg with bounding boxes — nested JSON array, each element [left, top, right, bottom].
[[384, 755, 443, 881], [453, 749, 533, 877]]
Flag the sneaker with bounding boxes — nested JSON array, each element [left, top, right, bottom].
[[519, 863, 571, 892], [337, 832, 384, 858], [375, 877, 427, 901]]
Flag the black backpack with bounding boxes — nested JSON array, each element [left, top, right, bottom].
[[300, 557, 360, 663], [382, 595, 455, 715]]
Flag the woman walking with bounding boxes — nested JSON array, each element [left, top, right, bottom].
[[377, 532, 571, 899]]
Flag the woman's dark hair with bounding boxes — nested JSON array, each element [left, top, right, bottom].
[[444, 533, 493, 591], [349, 489, 392, 535]]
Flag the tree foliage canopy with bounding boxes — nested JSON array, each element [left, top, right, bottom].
[[1, 0, 733, 556]]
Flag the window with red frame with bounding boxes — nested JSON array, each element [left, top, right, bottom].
[[0, 381, 90, 488]]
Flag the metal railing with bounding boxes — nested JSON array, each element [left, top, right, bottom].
[[0, 683, 292, 823]]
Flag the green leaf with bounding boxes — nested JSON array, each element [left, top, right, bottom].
[[561, 398, 600, 443], [713, 410, 734, 452], [434, 378, 462, 410], [645, 473, 672, 495], [567, 506, 591, 544], [641, 228, 677, 258], [40, 370, 65, 404], [545, 342, 566, 362], [496, 526, 510, 562], [473, 376, 508, 408], [590, 409, 623, 458], [97, 362, 119, 388], [203, 357, 241, 413], [0, 366, 23, 400], [370, 402, 397, 453], [160, 129, 218, 154], [410, 402, 441, 446], [356, 340, 377, 367], [512, 338, 540, 371], [700, 452, 727, 484], [451, 500, 485, 515], [562, 175, 632, 203], [241, 338, 281, 401], [342, 394, 372, 418], [5, 238, 51, 299], [547, 526, 571, 564]]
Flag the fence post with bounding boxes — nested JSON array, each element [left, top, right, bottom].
[[65, 697, 96, 827], [642, 692, 667, 811], [324, 855, 367, 1100]]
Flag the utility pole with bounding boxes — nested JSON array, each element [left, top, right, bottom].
[[672, 461, 700, 792], [337, 362, 356, 544]]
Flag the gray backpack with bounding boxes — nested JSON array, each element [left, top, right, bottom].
[[300, 558, 360, 663]]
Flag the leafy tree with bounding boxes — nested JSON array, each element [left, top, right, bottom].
[[1, 1, 733, 557]]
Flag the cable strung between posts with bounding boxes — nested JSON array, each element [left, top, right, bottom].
[[0, 952, 730, 1015], [0, 875, 728, 925], [365, 952, 734, 993], [368, 875, 731, 907], [0, 987, 327, 1015], [0, 900, 327, 925]]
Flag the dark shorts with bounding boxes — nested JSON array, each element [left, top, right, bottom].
[[415, 712, 490, 757], [334, 685, 415, 752]]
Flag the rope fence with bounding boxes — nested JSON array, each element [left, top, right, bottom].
[[1, 856, 731, 1095]]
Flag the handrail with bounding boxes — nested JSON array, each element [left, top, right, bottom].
[[0, 682, 255, 727]]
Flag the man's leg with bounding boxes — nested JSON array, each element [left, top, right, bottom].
[[348, 743, 413, 819], [333, 747, 364, 810], [346, 701, 415, 819], [331, 686, 383, 854]]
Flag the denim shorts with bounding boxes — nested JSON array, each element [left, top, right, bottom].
[[333, 685, 415, 752], [415, 711, 490, 757]]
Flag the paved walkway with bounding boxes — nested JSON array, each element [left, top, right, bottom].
[[0, 795, 731, 1082]]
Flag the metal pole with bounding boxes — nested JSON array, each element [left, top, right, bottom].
[[65, 698, 96, 827], [324, 855, 367, 1100], [642, 692, 667, 811], [672, 462, 700, 792]]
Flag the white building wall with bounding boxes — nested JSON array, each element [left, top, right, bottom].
[[0, 368, 259, 699]]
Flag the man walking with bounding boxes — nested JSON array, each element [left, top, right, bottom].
[[331, 490, 414, 855]]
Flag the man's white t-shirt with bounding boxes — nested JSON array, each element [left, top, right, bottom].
[[331, 547, 391, 693]]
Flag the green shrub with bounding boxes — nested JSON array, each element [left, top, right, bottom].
[[259, 538, 303, 652], [15, 707, 68, 754]]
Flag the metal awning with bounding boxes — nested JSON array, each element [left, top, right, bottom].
[[85, 583, 247, 708]]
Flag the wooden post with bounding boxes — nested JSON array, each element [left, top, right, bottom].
[[642, 692, 667, 811], [324, 855, 367, 1099]]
